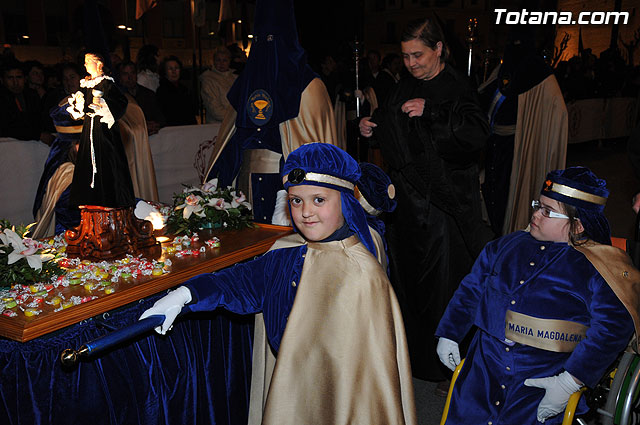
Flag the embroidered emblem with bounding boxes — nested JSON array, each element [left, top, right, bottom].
[[247, 89, 273, 126], [543, 179, 553, 191], [288, 168, 306, 184]]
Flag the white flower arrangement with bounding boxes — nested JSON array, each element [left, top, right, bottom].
[[0, 223, 62, 289], [166, 179, 253, 235]]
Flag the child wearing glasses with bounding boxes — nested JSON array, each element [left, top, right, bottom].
[[139, 143, 416, 425], [436, 166, 639, 424]]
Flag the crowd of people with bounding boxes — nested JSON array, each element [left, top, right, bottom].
[[0, 42, 248, 143], [3, 39, 638, 147], [555, 47, 640, 102]]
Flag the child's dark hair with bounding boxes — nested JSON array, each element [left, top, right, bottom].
[[562, 203, 587, 245]]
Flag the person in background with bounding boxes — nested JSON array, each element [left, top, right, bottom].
[[139, 142, 417, 425], [362, 49, 381, 89], [110, 53, 123, 72], [24, 60, 48, 99], [436, 167, 637, 425], [0, 59, 53, 145], [156, 55, 196, 126], [135, 44, 161, 93], [373, 53, 402, 106], [227, 43, 247, 75], [44, 64, 61, 92], [319, 53, 340, 105], [359, 17, 493, 387], [481, 37, 567, 237], [116, 60, 165, 135], [199, 46, 237, 123], [61, 63, 83, 96], [42, 62, 84, 132]]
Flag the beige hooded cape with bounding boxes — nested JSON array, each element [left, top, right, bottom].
[[249, 234, 416, 425], [502, 74, 568, 234], [574, 240, 640, 353]]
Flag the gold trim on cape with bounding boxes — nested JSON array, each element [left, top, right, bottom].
[[573, 240, 640, 353]]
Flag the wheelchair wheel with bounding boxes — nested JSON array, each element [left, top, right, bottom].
[[596, 351, 640, 425]]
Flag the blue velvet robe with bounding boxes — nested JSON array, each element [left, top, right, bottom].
[[436, 231, 634, 425], [33, 103, 82, 233], [184, 243, 305, 353]]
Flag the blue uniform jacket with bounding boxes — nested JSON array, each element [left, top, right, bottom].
[[436, 231, 633, 424], [184, 244, 306, 353]]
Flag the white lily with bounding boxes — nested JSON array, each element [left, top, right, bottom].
[[201, 178, 219, 193], [177, 194, 204, 219], [207, 197, 232, 212], [1, 229, 54, 270], [231, 191, 252, 210]]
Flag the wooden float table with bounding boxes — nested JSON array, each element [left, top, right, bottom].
[[0, 223, 292, 342]]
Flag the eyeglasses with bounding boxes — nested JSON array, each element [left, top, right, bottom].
[[531, 200, 569, 219]]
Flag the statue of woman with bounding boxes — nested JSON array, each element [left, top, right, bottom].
[[67, 52, 135, 208]]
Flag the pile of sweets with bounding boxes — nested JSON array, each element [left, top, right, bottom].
[[0, 233, 222, 319]]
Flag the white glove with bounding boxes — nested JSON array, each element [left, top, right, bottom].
[[436, 337, 461, 371], [524, 371, 583, 423], [139, 286, 192, 335], [89, 97, 115, 128]]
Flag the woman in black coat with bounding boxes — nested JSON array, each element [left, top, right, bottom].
[[359, 17, 494, 382], [156, 56, 197, 126]]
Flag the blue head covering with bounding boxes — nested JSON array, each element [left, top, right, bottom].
[[356, 162, 396, 240], [356, 163, 397, 217], [541, 166, 611, 245], [282, 143, 376, 256]]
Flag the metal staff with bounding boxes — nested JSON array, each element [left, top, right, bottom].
[[351, 38, 364, 161], [60, 314, 165, 367], [466, 18, 478, 78], [353, 38, 362, 119]]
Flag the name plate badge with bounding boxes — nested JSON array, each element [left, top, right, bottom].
[[505, 310, 588, 352]]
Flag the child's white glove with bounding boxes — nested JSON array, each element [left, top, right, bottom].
[[89, 97, 115, 128], [524, 371, 582, 423], [139, 286, 192, 335], [436, 337, 460, 371]]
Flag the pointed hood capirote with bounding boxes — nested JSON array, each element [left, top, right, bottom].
[[226, 0, 316, 131]]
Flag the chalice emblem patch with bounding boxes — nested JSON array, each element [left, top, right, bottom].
[[247, 89, 273, 126]]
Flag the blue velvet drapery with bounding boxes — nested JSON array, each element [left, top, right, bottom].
[[0, 294, 253, 425]]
